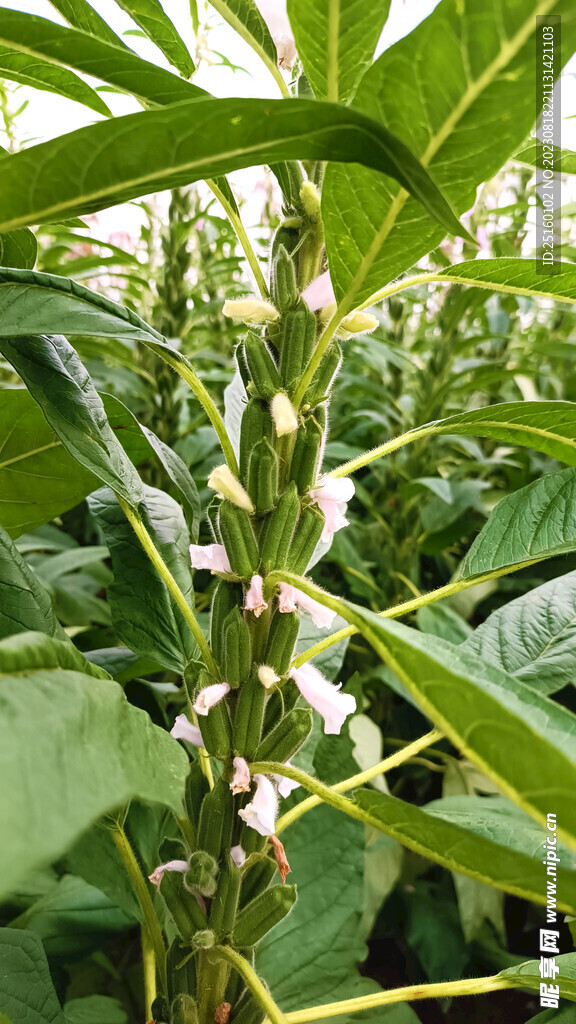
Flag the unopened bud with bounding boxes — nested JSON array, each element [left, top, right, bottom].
[[300, 181, 321, 221], [192, 929, 215, 950], [337, 311, 378, 338], [208, 464, 254, 513], [258, 664, 281, 689], [223, 298, 279, 323], [271, 392, 298, 436]]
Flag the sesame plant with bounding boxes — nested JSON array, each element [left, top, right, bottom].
[[2, 2, 576, 1024]]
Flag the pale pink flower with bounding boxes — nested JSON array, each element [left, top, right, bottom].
[[148, 859, 187, 887], [256, 0, 297, 69], [309, 476, 355, 543], [302, 271, 335, 312], [189, 543, 231, 573], [193, 681, 230, 717], [238, 773, 278, 836], [278, 583, 336, 629], [289, 664, 356, 735], [230, 845, 246, 869], [245, 574, 268, 618], [230, 756, 251, 795], [273, 761, 300, 798], [171, 714, 203, 747]]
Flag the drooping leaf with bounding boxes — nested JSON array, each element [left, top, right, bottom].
[[287, 0, 390, 103], [0, 145, 37, 272], [0, 97, 467, 240], [47, 0, 125, 46], [0, 929, 64, 1024], [111, 0, 194, 77], [463, 572, 576, 695], [0, 631, 188, 899], [428, 258, 576, 305], [0, 523, 65, 641], [456, 466, 576, 582], [140, 425, 200, 541], [0, 44, 111, 115], [208, 0, 282, 91], [323, 0, 576, 311], [0, 335, 143, 507], [88, 485, 198, 673]]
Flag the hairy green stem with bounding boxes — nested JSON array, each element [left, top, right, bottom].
[[208, 178, 269, 299], [275, 728, 442, 833], [111, 825, 167, 995], [117, 496, 218, 674], [293, 305, 343, 406], [213, 946, 289, 1024], [141, 924, 157, 1019]]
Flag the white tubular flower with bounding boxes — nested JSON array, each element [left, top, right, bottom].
[[170, 714, 203, 747], [222, 298, 279, 323], [258, 664, 281, 689], [255, 0, 297, 69], [301, 270, 335, 312], [238, 773, 278, 836], [309, 476, 355, 543], [278, 583, 336, 629], [193, 681, 230, 717], [189, 543, 231, 573], [289, 663, 356, 735], [273, 761, 300, 798], [271, 393, 298, 436], [230, 844, 246, 869], [148, 859, 188, 887], [245, 574, 268, 618], [208, 464, 254, 513], [230, 756, 251, 795]]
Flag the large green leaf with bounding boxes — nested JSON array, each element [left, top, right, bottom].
[[0, 44, 111, 115], [111, 0, 194, 77], [0, 11, 204, 107], [430, 257, 576, 305], [64, 824, 142, 922], [287, 0, 389, 103], [0, 631, 188, 899], [463, 572, 576, 695], [352, 790, 576, 913], [499, 953, 576, 1001], [0, 523, 64, 641], [47, 0, 125, 46], [0, 928, 64, 1024], [0, 97, 466, 239], [456, 466, 576, 582], [515, 140, 576, 175], [0, 146, 36, 273], [208, 0, 283, 91], [0, 335, 143, 508], [323, 0, 576, 311], [88, 485, 197, 673], [64, 997, 127, 1024]]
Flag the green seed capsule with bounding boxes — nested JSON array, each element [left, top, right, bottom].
[[223, 607, 252, 687], [170, 995, 199, 1024], [288, 505, 325, 574], [159, 870, 207, 939], [185, 762, 210, 834], [152, 995, 170, 1023], [233, 671, 265, 759], [279, 303, 317, 393], [232, 884, 297, 947], [197, 778, 235, 860], [239, 399, 273, 481], [265, 611, 299, 675], [193, 681, 232, 760], [305, 342, 342, 407], [219, 502, 260, 579], [271, 244, 299, 312], [270, 166, 305, 219], [167, 939, 197, 1001], [210, 580, 243, 665], [289, 415, 323, 494], [243, 334, 282, 400], [241, 826, 267, 857], [246, 437, 279, 514], [255, 708, 312, 764], [236, 341, 252, 393], [260, 482, 300, 574], [209, 857, 241, 938], [230, 989, 265, 1024], [239, 854, 277, 909]]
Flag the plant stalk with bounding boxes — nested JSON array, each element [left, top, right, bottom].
[[111, 825, 167, 995]]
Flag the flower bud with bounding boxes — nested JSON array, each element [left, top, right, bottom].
[[258, 664, 281, 689], [300, 181, 321, 221], [208, 464, 254, 513], [337, 311, 379, 338], [185, 850, 219, 898], [223, 298, 279, 323], [271, 392, 298, 436]]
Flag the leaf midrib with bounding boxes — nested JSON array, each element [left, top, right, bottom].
[[326, 0, 339, 102], [339, 0, 557, 312]]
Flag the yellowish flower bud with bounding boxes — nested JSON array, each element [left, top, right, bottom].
[[258, 664, 281, 689], [337, 311, 379, 338], [222, 298, 280, 324], [271, 392, 298, 436], [300, 181, 321, 221], [207, 464, 254, 513]]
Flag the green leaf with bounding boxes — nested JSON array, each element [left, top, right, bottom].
[[0, 523, 64, 641], [140, 425, 200, 541], [0, 335, 143, 508], [323, 0, 576, 310], [47, 0, 126, 46], [499, 953, 576, 1000], [287, 0, 390, 103], [0, 630, 188, 899], [353, 790, 576, 913], [64, 997, 128, 1024], [463, 571, 576, 695], [208, 0, 284, 93], [0, 11, 204, 107], [111, 0, 194, 77], [0, 44, 111, 115], [0, 229, 36, 270], [456, 466, 576, 582], [88, 485, 197, 673], [0, 97, 466, 240], [0, 928, 64, 1024], [515, 140, 576, 174], [335, 600, 576, 849], [64, 825, 143, 922], [432, 258, 576, 305]]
